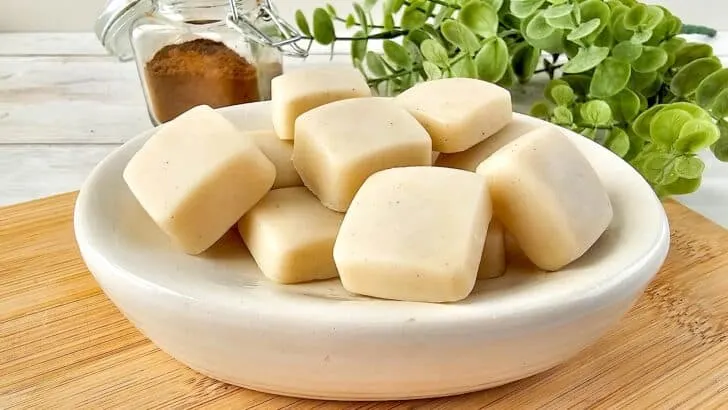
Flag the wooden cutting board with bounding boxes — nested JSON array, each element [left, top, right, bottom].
[[2, 192, 728, 409]]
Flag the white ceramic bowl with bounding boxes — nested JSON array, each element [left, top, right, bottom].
[[74, 101, 670, 401]]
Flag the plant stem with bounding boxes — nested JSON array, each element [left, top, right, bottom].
[[302, 29, 409, 41], [368, 67, 421, 86], [681, 24, 718, 37]]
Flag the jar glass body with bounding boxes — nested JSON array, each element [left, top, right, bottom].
[[130, 0, 283, 124]]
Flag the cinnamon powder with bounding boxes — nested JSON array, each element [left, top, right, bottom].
[[144, 38, 261, 123]]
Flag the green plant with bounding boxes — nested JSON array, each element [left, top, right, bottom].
[[295, 0, 728, 197]]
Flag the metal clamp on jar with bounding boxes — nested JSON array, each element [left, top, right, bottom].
[[95, 0, 307, 125]]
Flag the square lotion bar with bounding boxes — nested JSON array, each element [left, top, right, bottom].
[[123, 105, 276, 255], [334, 167, 491, 303]]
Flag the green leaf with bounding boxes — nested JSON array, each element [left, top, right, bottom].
[[553, 106, 574, 125], [512, 44, 541, 83], [675, 119, 721, 153], [384, 0, 406, 14], [696, 69, 728, 113], [581, 100, 612, 126], [625, 129, 646, 161], [544, 79, 570, 103], [423, 61, 443, 80], [365, 51, 388, 77], [522, 14, 566, 51], [641, 152, 673, 184], [526, 12, 555, 39], [475, 37, 509, 82], [590, 57, 631, 98], [530, 101, 551, 119], [510, 0, 546, 18], [578, 0, 611, 42], [629, 70, 656, 92], [562, 46, 610, 73], [344, 14, 356, 29], [661, 37, 686, 54], [674, 43, 713, 68], [636, 91, 647, 111], [670, 57, 722, 98], [631, 46, 668, 73], [545, 14, 575, 29], [650, 109, 693, 146], [497, 64, 516, 87], [383, 40, 412, 69], [567, 18, 601, 42], [294, 10, 312, 37], [544, 4, 573, 18], [581, 127, 598, 140], [363, 0, 377, 10], [667, 102, 712, 121], [561, 75, 592, 97], [353, 3, 369, 35], [384, 13, 395, 31], [612, 41, 642, 62], [623, 4, 646, 30], [401, 3, 428, 30], [551, 85, 575, 106], [351, 31, 368, 63], [312, 8, 335, 45], [606, 127, 630, 157], [459, 1, 499, 37], [453, 57, 478, 78], [420, 39, 450, 67], [642, 5, 665, 30], [632, 104, 665, 139], [661, 177, 701, 196], [711, 121, 728, 161], [710, 89, 728, 119], [441, 20, 481, 54], [630, 29, 653, 44], [324, 3, 337, 17], [611, 13, 633, 43], [609, 88, 640, 122]]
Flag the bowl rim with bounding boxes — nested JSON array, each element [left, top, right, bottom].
[[73, 101, 670, 331]]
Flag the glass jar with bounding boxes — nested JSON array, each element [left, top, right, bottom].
[[95, 0, 307, 125]]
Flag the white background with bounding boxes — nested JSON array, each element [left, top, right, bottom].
[[1, 0, 727, 32]]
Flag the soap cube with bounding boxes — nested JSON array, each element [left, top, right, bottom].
[[238, 187, 344, 284], [479, 219, 506, 279], [246, 130, 302, 189], [271, 66, 372, 140], [435, 118, 540, 171], [395, 78, 512, 153], [334, 166, 491, 303], [476, 126, 613, 271], [123, 105, 276, 255], [293, 97, 432, 212]]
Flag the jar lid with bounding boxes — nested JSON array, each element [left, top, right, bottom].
[[95, 0, 153, 61]]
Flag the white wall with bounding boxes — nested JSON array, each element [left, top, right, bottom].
[[0, 0, 726, 32]]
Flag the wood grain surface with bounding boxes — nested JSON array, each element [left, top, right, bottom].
[[1, 192, 728, 409]]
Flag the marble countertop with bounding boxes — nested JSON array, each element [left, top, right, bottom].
[[1, 32, 726, 227]]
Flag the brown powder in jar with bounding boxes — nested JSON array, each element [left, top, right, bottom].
[[144, 38, 260, 123]]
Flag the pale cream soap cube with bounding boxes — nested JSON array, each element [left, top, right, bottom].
[[246, 130, 302, 188], [435, 118, 540, 171], [476, 126, 613, 271], [271, 66, 372, 140], [238, 187, 344, 284], [293, 97, 432, 212], [123, 105, 276, 255], [334, 166, 491, 303], [395, 78, 512, 153], [479, 219, 506, 279]]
